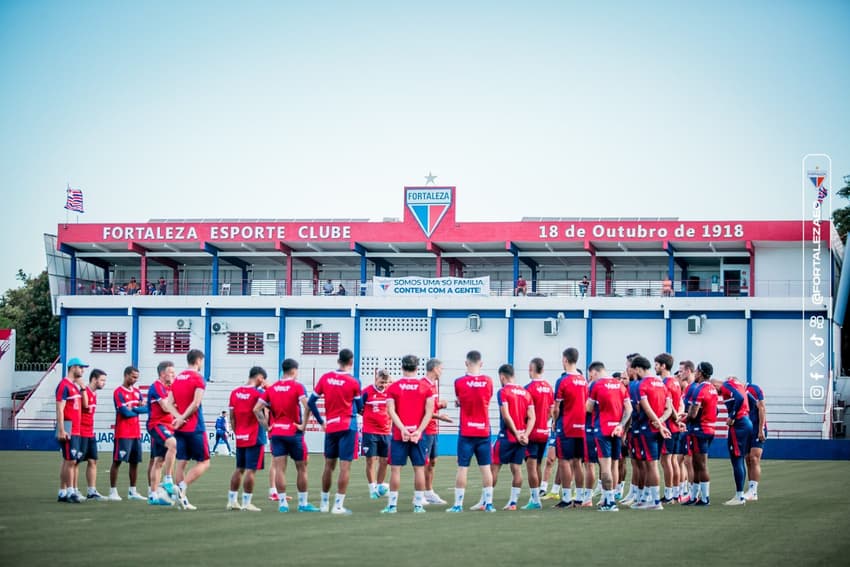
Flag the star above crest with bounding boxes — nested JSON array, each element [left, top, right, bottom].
[[425, 171, 437, 185]]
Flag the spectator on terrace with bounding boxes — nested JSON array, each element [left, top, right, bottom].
[[515, 275, 528, 296], [127, 277, 139, 295]]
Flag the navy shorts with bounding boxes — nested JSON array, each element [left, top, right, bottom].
[[457, 435, 491, 467], [175, 431, 210, 462], [113, 438, 143, 464], [236, 445, 265, 471], [59, 435, 81, 462], [594, 434, 622, 460], [637, 430, 661, 462], [749, 427, 767, 451], [361, 433, 391, 459], [149, 425, 174, 459], [689, 433, 713, 455], [525, 440, 548, 461], [271, 435, 308, 461], [427, 434, 438, 461], [389, 436, 430, 467], [492, 438, 525, 466], [78, 436, 98, 461], [662, 432, 681, 456], [584, 432, 599, 464], [676, 432, 689, 455], [324, 430, 359, 461], [556, 434, 585, 461]]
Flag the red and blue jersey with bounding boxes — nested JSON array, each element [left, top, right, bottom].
[[313, 371, 361, 434], [719, 378, 750, 421], [555, 372, 587, 438], [171, 369, 206, 433], [525, 378, 555, 442], [588, 377, 629, 436], [639, 376, 670, 432], [262, 379, 307, 437], [80, 386, 97, 438], [663, 376, 682, 433], [361, 384, 391, 435], [113, 385, 144, 439], [747, 383, 766, 431], [628, 379, 644, 432], [422, 378, 441, 435], [692, 383, 719, 435], [56, 378, 82, 435], [229, 385, 264, 447], [147, 380, 172, 431], [497, 383, 532, 443], [386, 377, 432, 441], [454, 374, 493, 437]]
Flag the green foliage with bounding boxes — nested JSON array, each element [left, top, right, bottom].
[[833, 174, 850, 243], [0, 270, 59, 364]]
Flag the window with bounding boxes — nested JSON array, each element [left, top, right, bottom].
[[90, 331, 127, 353], [301, 331, 340, 355], [154, 331, 191, 354], [227, 332, 264, 355]]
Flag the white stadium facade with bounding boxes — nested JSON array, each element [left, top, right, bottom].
[[7, 185, 849, 458]]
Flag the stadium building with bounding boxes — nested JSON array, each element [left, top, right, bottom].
[[7, 185, 849, 457]]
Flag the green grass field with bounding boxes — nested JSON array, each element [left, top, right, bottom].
[[0, 452, 848, 566]]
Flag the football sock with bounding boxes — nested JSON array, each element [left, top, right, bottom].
[[87, 487, 97, 496], [269, 487, 277, 496], [164, 475, 173, 485], [414, 491, 424, 506], [128, 486, 139, 495], [529, 486, 541, 504], [690, 483, 699, 501], [388, 491, 399, 506], [242, 492, 253, 506], [509, 486, 521, 503], [321, 492, 330, 505], [178, 481, 187, 491], [482, 486, 493, 505], [551, 483, 561, 496], [699, 481, 710, 501], [298, 492, 308, 506], [650, 486, 660, 503], [228, 490, 238, 502], [109, 487, 119, 496], [334, 493, 346, 509], [369, 483, 377, 494], [540, 481, 548, 493], [735, 491, 745, 500], [561, 487, 572, 503], [454, 488, 465, 507], [749, 480, 759, 494], [280, 492, 288, 503], [58, 489, 67, 498]]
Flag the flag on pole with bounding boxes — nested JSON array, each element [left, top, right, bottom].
[[65, 187, 84, 213]]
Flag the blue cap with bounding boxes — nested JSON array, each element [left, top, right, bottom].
[[67, 357, 89, 368]]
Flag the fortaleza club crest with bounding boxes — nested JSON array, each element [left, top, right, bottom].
[[406, 188, 452, 238], [808, 170, 828, 207]]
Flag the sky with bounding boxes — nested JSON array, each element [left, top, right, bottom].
[[1, 0, 848, 293]]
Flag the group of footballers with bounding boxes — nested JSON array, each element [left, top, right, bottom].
[[54, 345, 767, 514], [55, 350, 212, 509]]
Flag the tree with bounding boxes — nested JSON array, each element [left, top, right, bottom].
[[833, 174, 850, 244], [0, 270, 59, 364]]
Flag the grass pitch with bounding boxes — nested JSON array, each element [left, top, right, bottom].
[[0, 452, 848, 566]]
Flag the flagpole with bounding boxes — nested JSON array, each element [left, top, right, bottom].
[[65, 182, 69, 228]]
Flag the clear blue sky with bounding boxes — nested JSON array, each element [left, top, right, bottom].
[[1, 0, 848, 292]]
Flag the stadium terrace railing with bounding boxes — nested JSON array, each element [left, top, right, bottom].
[[54, 276, 822, 299]]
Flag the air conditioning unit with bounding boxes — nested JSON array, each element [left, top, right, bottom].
[[212, 321, 230, 334], [264, 331, 279, 342], [176, 318, 192, 330], [468, 314, 481, 332], [687, 315, 703, 334], [543, 318, 559, 336]]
